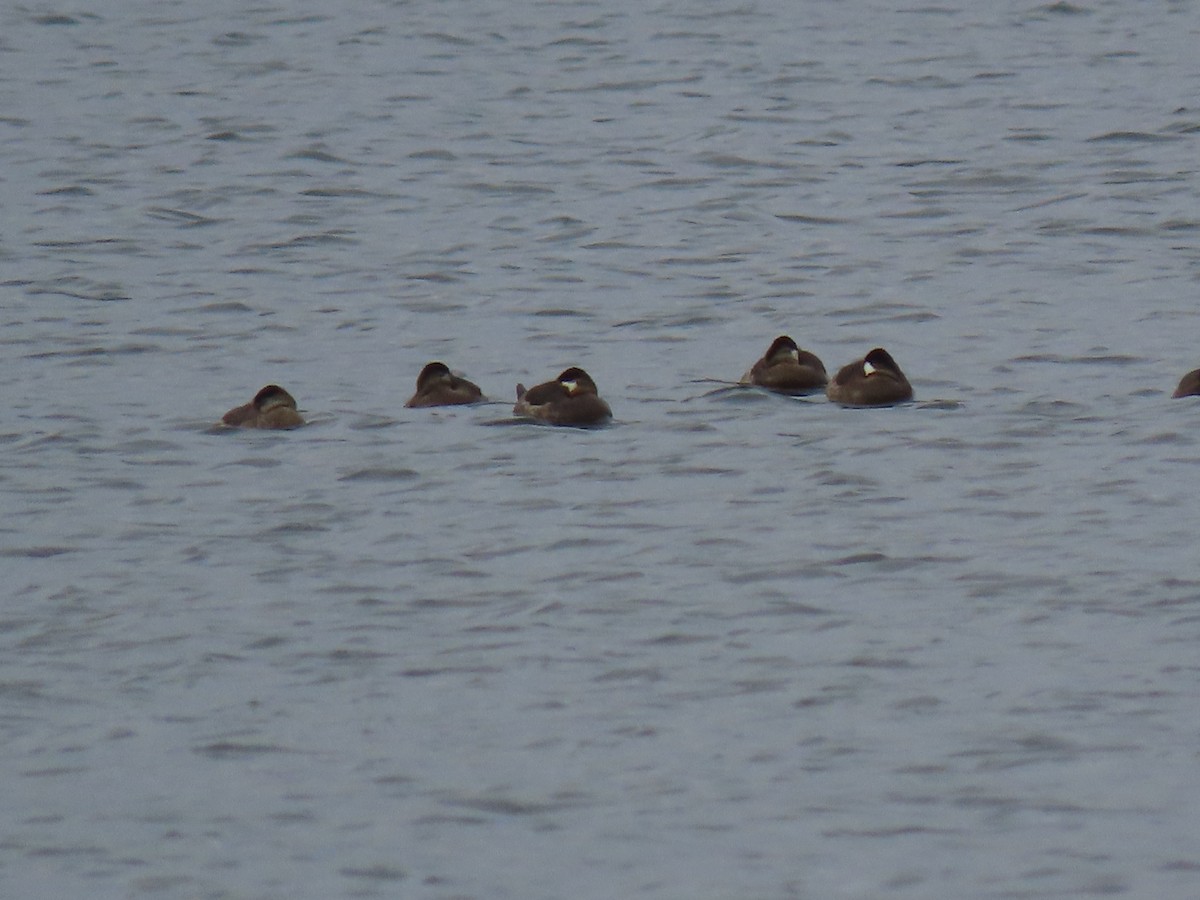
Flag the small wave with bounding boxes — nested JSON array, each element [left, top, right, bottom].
[[337, 467, 420, 482]]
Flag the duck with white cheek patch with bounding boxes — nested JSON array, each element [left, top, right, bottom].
[[740, 335, 827, 395], [513, 367, 612, 425], [826, 348, 913, 407]]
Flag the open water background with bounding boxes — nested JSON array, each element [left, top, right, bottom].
[[3, 1, 1200, 897]]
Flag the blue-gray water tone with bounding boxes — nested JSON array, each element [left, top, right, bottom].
[[3, 1, 1200, 897]]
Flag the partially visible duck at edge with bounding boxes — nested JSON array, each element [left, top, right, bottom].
[[514, 367, 612, 426], [405, 361, 485, 408], [826, 348, 913, 407], [1172, 368, 1200, 398], [221, 384, 305, 429], [740, 335, 827, 394]]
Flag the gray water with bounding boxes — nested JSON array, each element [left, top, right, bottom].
[[3, 1, 1200, 897]]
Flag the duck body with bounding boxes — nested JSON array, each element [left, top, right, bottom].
[[405, 362, 484, 408], [826, 348, 913, 406], [222, 384, 305, 429], [741, 335, 827, 394], [1172, 368, 1200, 398], [513, 367, 612, 425]]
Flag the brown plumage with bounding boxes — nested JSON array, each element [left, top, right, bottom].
[[405, 361, 484, 408], [740, 335, 827, 394], [1172, 368, 1200, 398], [221, 385, 305, 429], [826, 348, 913, 406], [513, 367, 612, 425]]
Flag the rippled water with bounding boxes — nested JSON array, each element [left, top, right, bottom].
[[4, 1, 1200, 897]]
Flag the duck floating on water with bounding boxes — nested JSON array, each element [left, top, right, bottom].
[[221, 384, 305, 429], [514, 367, 612, 425], [826, 348, 913, 407]]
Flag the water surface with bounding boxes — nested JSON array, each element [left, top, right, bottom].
[[3, 2, 1200, 898]]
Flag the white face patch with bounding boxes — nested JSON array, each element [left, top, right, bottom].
[[561, 379, 578, 394], [862, 361, 877, 376], [789, 348, 800, 362]]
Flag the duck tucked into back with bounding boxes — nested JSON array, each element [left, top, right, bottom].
[[740, 335, 827, 394], [513, 367, 612, 425], [1172, 368, 1200, 398], [405, 361, 484, 408], [221, 384, 305, 429], [826, 348, 913, 406]]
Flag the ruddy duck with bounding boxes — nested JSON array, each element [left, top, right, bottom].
[[826, 348, 913, 406], [1172, 368, 1200, 398], [513, 367, 612, 425], [221, 384, 305, 429], [405, 361, 484, 408], [740, 335, 827, 394]]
